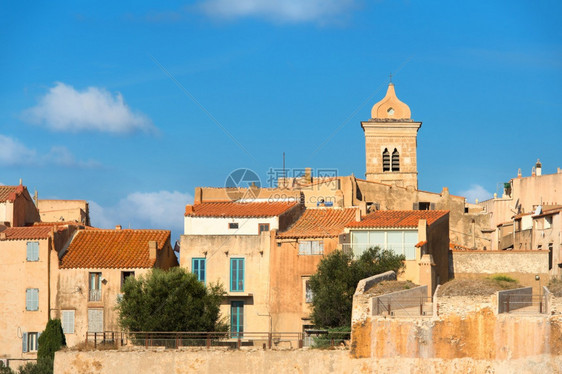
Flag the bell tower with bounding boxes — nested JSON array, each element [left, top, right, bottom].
[[361, 82, 421, 189]]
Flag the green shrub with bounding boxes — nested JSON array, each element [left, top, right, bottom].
[[490, 274, 517, 283]]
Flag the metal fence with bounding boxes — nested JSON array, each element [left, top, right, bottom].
[[374, 296, 433, 317], [85, 330, 351, 350], [499, 294, 547, 314]]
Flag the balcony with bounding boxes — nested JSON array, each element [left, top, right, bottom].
[[89, 289, 101, 302]]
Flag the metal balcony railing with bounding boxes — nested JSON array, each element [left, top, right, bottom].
[[89, 289, 101, 302]]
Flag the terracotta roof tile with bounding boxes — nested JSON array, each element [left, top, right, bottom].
[[185, 201, 298, 218], [60, 229, 170, 269], [346, 210, 449, 229], [0, 226, 54, 240], [0, 185, 25, 202], [277, 208, 358, 238]]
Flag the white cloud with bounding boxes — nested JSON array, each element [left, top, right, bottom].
[[0, 135, 99, 168], [23, 82, 155, 134], [459, 184, 493, 204], [45, 146, 101, 168], [0, 135, 37, 165], [89, 190, 193, 240], [198, 0, 357, 24]]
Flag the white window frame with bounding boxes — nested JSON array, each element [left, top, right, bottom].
[[351, 230, 418, 260], [298, 240, 324, 255]]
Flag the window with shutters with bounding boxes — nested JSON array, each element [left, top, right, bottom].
[[25, 289, 39, 311], [22, 332, 39, 352], [192, 258, 206, 283], [26, 242, 39, 261], [382, 148, 390, 172], [258, 223, 270, 233], [230, 258, 244, 292], [62, 310, 75, 334], [89, 272, 102, 301], [304, 279, 314, 303], [391, 149, 400, 171], [88, 309, 104, 333]]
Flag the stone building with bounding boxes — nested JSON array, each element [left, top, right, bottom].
[[0, 184, 40, 228], [271, 208, 359, 334], [56, 228, 177, 347], [181, 201, 303, 335], [362, 82, 421, 189], [0, 224, 77, 367]]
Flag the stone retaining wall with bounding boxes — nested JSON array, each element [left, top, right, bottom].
[[54, 349, 562, 374]]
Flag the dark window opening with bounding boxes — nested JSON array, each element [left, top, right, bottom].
[[229, 222, 239, 229], [382, 148, 390, 172], [418, 202, 431, 210], [121, 271, 135, 291], [391, 149, 400, 172], [258, 223, 270, 233]]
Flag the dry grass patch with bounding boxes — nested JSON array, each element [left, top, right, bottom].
[[548, 278, 562, 297], [365, 280, 418, 296], [438, 275, 521, 296]]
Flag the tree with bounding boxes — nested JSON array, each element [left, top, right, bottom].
[[15, 319, 67, 374], [308, 247, 404, 328], [117, 267, 226, 332]]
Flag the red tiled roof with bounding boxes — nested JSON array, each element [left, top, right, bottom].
[[60, 229, 170, 269], [0, 226, 54, 240], [277, 208, 358, 238], [185, 201, 298, 218], [346, 210, 449, 229], [0, 185, 25, 202], [449, 242, 475, 251]]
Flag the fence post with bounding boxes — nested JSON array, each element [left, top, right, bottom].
[[388, 302, 391, 315], [237, 338, 241, 349], [506, 296, 510, 313], [206, 334, 210, 349], [268, 332, 272, 349], [94, 332, 97, 349], [420, 300, 423, 316], [540, 299, 543, 314]]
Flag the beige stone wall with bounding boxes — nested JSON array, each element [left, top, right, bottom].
[[351, 308, 562, 360], [0, 238, 51, 361], [180, 233, 273, 333], [451, 250, 549, 276], [512, 172, 562, 214], [37, 200, 89, 224], [54, 348, 562, 374]]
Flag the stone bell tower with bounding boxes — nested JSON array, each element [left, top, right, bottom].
[[361, 82, 421, 189]]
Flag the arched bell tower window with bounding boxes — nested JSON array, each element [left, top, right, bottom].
[[392, 148, 400, 172], [382, 148, 390, 172]]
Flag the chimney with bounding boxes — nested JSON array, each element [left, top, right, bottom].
[[517, 168, 522, 178], [33, 190, 38, 205], [149, 241, 157, 260], [185, 204, 194, 215], [194, 187, 203, 204], [535, 159, 542, 176], [304, 167, 312, 183], [19, 178, 22, 185], [531, 166, 536, 177], [115, 225, 122, 230]]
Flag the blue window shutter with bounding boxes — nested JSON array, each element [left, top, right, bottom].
[[26, 289, 31, 310], [26, 242, 39, 261], [22, 332, 28, 353]]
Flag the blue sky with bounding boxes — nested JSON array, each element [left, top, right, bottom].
[[1, 1, 561, 241]]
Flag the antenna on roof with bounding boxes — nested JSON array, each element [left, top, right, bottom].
[[389, 73, 392, 83], [19, 178, 22, 185], [282, 152, 286, 188]]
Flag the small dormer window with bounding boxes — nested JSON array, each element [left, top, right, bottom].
[[387, 108, 395, 116]]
